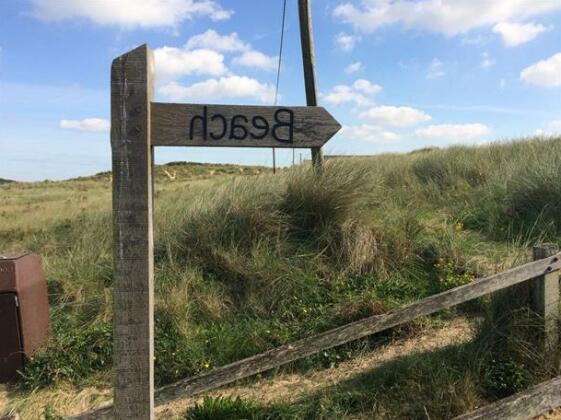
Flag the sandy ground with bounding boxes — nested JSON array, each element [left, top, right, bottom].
[[156, 318, 474, 418], [2, 317, 559, 419], [539, 410, 561, 420], [0, 385, 111, 419], [1, 319, 473, 419]]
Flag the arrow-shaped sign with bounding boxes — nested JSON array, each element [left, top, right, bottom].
[[151, 102, 341, 148]]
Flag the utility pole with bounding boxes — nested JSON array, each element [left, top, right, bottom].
[[298, 0, 323, 170]]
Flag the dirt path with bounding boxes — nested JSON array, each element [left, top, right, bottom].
[[0, 384, 111, 419], [156, 318, 474, 418], [540, 411, 561, 420], [0, 318, 474, 419], [5, 317, 557, 419]]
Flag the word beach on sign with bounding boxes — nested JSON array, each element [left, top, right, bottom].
[[151, 102, 341, 148], [189, 106, 295, 143]]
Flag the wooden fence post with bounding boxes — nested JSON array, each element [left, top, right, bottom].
[[532, 243, 560, 353], [111, 44, 155, 419]]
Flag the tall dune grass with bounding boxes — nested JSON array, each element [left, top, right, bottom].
[[1, 136, 560, 418]]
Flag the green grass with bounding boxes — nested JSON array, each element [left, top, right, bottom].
[[185, 396, 263, 420], [185, 291, 557, 419], [184, 347, 521, 419], [1, 137, 561, 418]]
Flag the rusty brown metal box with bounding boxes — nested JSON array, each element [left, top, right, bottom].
[[0, 252, 50, 382]]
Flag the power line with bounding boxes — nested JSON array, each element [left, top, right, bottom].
[[272, 0, 288, 173], [274, 0, 288, 106]]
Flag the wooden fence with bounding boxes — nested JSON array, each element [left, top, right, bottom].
[[454, 376, 561, 420], [71, 245, 561, 419]]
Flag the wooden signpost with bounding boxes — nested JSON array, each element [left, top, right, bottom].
[[151, 103, 340, 148], [111, 45, 155, 420], [110, 2, 339, 417]]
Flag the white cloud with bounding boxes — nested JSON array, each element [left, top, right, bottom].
[[499, 78, 506, 89], [359, 105, 431, 127], [158, 76, 275, 103], [60, 118, 109, 132], [323, 85, 371, 106], [185, 29, 249, 52], [480, 52, 495, 70], [345, 61, 365, 74], [232, 51, 278, 71], [154, 47, 226, 82], [416, 123, 492, 141], [535, 120, 561, 136], [335, 32, 361, 51], [427, 58, 445, 79], [492, 22, 552, 47], [30, 0, 232, 28], [340, 125, 401, 143], [323, 79, 381, 107], [154, 30, 278, 99], [520, 52, 561, 87], [333, 0, 561, 36], [353, 79, 382, 94], [548, 120, 561, 132], [175, 29, 278, 71]]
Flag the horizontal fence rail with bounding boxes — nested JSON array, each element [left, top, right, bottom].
[[70, 252, 561, 419], [453, 375, 561, 420]]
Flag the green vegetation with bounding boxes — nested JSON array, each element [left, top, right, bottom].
[[1, 137, 560, 418], [184, 289, 553, 419], [186, 396, 262, 420]]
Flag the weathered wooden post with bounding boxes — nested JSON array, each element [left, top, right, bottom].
[[531, 243, 560, 353], [298, 0, 323, 170], [107, 38, 339, 419], [111, 44, 155, 419]]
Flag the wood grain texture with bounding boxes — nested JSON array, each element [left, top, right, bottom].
[[453, 375, 561, 420], [532, 244, 560, 352], [298, 0, 324, 167], [111, 44, 155, 419], [70, 253, 561, 418], [150, 103, 340, 148]]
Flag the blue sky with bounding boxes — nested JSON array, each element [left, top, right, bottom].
[[1, 0, 560, 181]]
